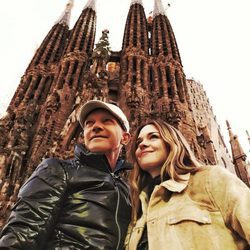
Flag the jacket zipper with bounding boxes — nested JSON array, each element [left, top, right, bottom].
[[111, 173, 121, 250]]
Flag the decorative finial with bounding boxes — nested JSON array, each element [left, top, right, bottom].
[[130, 0, 143, 6], [153, 0, 171, 18], [246, 130, 250, 154], [56, 0, 74, 25], [84, 0, 96, 11], [246, 130, 250, 146], [226, 120, 236, 141], [246, 130, 250, 138]]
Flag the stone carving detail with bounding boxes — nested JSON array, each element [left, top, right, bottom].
[[166, 101, 183, 126], [46, 91, 60, 114], [197, 134, 206, 148], [127, 86, 140, 109]]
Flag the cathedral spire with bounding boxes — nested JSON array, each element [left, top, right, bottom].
[[153, 0, 166, 18], [226, 120, 246, 159], [226, 120, 235, 140], [84, 0, 96, 11], [56, 0, 74, 25], [226, 120, 249, 187], [130, 0, 143, 6]]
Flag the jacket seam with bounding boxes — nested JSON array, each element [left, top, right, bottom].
[[205, 168, 228, 226]]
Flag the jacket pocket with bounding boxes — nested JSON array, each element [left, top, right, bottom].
[[167, 205, 211, 225]]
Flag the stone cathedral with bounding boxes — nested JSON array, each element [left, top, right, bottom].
[[0, 0, 249, 227]]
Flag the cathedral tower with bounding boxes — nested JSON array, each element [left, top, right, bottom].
[[0, 0, 73, 217], [120, 0, 204, 160], [120, 0, 150, 128], [0, 0, 97, 226], [27, 0, 96, 172]]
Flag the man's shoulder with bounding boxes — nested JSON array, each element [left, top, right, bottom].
[[38, 157, 73, 168], [19, 158, 71, 196], [34, 157, 74, 178]]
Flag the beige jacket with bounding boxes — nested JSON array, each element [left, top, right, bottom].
[[125, 166, 250, 250]]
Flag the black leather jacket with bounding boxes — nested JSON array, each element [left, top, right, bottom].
[[0, 144, 132, 249]]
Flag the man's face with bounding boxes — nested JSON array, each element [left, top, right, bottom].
[[83, 109, 129, 154]]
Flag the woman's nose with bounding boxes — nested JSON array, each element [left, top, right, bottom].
[[139, 140, 148, 150]]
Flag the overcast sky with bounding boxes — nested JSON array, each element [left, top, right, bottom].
[[0, 0, 250, 158]]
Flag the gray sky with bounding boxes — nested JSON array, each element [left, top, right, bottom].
[[0, 0, 250, 158]]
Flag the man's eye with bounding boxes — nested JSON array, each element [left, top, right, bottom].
[[85, 120, 93, 126], [103, 118, 112, 123]]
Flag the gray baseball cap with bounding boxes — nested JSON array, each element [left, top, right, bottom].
[[78, 100, 130, 132]]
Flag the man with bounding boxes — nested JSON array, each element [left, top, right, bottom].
[[0, 100, 131, 250]]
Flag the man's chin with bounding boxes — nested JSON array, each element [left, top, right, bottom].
[[88, 146, 109, 154]]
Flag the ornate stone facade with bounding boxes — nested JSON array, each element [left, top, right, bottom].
[[0, 0, 249, 227]]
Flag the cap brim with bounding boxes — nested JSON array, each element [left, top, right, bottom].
[[79, 101, 127, 131]]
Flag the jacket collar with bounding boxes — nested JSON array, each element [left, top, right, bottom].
[[160, 173, 190, 192], [139, 173, 190, 213], [74, 144, 132, 174]]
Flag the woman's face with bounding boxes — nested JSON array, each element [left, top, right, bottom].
[[135, 124, 168, 177]]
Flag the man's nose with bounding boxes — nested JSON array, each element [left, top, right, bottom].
[[92, 121, 103, 132]]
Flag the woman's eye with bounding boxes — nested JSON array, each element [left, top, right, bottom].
[[150, 134, 159, 139]]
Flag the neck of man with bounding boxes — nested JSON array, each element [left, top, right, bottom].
[[105, 147, 121, 171]]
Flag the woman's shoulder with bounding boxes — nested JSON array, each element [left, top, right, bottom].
[[194, 165, 247, 189], [195, 165, 232, 176]]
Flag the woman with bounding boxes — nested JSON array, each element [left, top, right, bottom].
[[125, 119, 250, 250]]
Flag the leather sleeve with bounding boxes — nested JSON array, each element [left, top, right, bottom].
[[207, 166, 250, 245], [0, 158, 68, 249]]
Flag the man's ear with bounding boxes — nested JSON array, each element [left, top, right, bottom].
[[121, 132, 131, 146]]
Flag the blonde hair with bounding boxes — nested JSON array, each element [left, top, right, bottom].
[[128, 119, 202, 224]]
